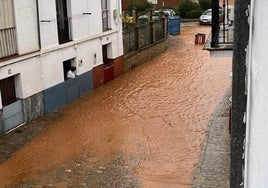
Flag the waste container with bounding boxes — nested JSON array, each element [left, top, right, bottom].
[[168, 16, 180, 35]]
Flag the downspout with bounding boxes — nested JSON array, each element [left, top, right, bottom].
[[35, 0, 41, 49], [244, 0, 255, 187]]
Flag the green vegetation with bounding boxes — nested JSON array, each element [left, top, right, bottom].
[[177, 0, 203, 18], [198, 0, 211, 11], [127, 1, 153, 12]]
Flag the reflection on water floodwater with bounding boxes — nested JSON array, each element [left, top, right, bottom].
[[0, 24, 232, 187]]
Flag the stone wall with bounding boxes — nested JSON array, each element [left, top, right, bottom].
[[123, 38, 168, 71], [23, 92, 44, 122]]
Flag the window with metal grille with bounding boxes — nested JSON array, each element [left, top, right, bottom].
[[101, 0, 109, 32], [0, 76, 17, 107], [0, 0, 18, 59], [56, 0, 71, 44]]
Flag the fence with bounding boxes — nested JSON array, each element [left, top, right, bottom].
[[123, 8, 167, 54], [123, 25, 137, 54]]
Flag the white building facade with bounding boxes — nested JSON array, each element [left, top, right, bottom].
[[0, 0, 124, 135], [244, 0, 268, 187]]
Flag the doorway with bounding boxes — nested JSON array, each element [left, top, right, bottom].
[[0, 76, 24, 133]]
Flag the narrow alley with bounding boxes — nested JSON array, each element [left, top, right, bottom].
[[0, 24, 231, 187]]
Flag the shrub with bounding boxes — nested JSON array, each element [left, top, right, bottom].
[[198, 0, 211, 11], [127, 1, 153, 12], [186, 8, 203, 18], [178, 0, 202, 18]]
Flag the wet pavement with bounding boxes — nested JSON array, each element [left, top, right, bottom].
[[0, 23, 232, 187], [193, 89, 231, 188]]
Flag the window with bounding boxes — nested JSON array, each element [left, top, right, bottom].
[[63, 59, 72, 80], [0, 0, 18, 59], [0, 76, 17, 106], [101, 0, 109, 31], [63, 59, 77, 80], [56, 0, 71, 44]]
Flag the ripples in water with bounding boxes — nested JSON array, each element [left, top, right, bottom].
[[0, 24, 231, 187]]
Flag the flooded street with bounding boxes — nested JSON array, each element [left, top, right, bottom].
[[0, 24, 231, 187]]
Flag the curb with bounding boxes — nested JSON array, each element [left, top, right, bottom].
[[193, 87, 231, 188]]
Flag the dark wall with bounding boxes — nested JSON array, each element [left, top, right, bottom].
[[43, 71, 93, 114], [231, 0, 250, 187]]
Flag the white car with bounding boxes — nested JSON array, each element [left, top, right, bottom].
[[199, 9, 224, 25], [138, 8, 176, 23], [155, 8, 176, 17]]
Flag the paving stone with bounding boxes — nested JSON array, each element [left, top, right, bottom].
[[193, 88, 231, 188]]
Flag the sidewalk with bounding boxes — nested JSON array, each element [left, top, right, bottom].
[[193, 88, 231, 188]]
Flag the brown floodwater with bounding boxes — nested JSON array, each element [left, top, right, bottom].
[[0, 24, 231, 187]]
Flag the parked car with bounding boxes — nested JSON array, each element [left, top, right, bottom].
[[138, 12, 159, 22], [155, 8, 176, 17], [138, 8, 176, 23], [199, 9, 224, 25]]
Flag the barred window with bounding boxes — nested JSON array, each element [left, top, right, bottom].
[[101, 0, 109, 32]]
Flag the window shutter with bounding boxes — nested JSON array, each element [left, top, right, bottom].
[[0, 0, 15, 29]]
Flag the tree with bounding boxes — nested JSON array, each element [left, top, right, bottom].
[[199, 0, 211, 11], [178, 0, 202, 18], [127, 1, 153, 12]]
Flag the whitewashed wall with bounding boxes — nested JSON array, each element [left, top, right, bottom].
[[246, 0, 268, 187], [0, 56, 42, 102], [70, 0, 102, 39], [0, 0, 123, 109], [75, 40, 102, 73], [14, 0, 39, 54]]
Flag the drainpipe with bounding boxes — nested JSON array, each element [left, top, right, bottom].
[[35, 0, 41, 49], [244, 1, 255, 187]]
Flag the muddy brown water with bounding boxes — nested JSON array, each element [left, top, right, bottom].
[[0, 24, 231, 187]]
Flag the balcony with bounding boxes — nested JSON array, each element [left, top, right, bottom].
[[203, 0, 234, 57], [0, 27, 18, 59]]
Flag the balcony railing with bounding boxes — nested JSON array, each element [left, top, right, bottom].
[[0, 27, 18, 59]]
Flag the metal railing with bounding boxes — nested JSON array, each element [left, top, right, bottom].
[[211, 0, 234, 49], [0, 27, 18, 59]]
